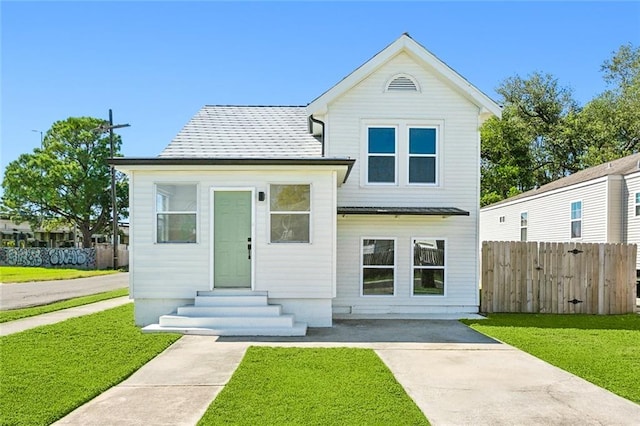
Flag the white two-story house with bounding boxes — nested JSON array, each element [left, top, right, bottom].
[[112, 34, 501, 335]]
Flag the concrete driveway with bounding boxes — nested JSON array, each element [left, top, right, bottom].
[[0, 273, 128, 310], [56, 320, 640, 426]]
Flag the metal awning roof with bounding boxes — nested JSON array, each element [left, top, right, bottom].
[[337, 207, 469, 216]]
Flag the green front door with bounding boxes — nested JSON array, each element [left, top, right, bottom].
[[214, 191, 252, 288]]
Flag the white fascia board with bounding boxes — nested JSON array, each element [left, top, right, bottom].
[[481, 175, 612, 212]]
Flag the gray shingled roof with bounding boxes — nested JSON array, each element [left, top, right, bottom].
[[485, 153, 640, 208], [159, 106, 322, 158]]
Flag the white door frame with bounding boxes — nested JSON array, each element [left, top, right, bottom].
[[209, 187, 256, 290]]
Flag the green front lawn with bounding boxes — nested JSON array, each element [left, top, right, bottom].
[[0, 304, 180, 425], [0, 266, 118, 283], [0, 288, 128, 323], [462, 314, 640, 404], [199, 347, 429, 425]]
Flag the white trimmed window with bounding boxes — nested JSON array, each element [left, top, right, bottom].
[[367, 127, 397, 184], [408, 127, 438, 184], [269, 184, 310, 243], [361, 238, 395, 296], [520, 212, 528, 241], [635, 193, 640, 216], [412, 238, 445, 296], [155, 184, 197, 243], [571, 201, 582, 238]]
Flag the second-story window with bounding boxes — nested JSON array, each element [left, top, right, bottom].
[[408, 127, 437, 184], [367, 127, 396, 184]]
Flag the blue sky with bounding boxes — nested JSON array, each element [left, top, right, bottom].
[[2, 1, 639, 171]]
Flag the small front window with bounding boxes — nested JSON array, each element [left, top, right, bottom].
[[362, 239, 395, 296], [367, 127, 396, 184], [520, 212, 528, 241], [412, 239, 445, 296], [571, 201, 582, 238], [635, 193, 640, 216], [270, 184, 310, 243], [156, 184, 197, 243]]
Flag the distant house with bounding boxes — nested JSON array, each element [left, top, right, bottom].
[[480, 153, 640, 278], [112, 34, 501, 335]]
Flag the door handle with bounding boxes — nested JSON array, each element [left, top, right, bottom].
[[247, 237, 251, 260]]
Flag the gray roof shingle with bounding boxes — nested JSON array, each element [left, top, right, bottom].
[[159, 106, 322, 158], [485, 153, 640, 208]]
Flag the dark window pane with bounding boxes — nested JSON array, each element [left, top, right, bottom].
[[409, 157, 436, 183], [368, 156, 395, 183], [157, 214, 196, 243], [368, 128, 395, 153], [363, 268, 394, 295], [409, 128, 436, 154], [363, 239, 394, 265], [413, 239, 444, 266], [520, 228, 527, 241], [413, 268, 444, 295], [571, 221, 581, 238], [271, 214, 310, 243]]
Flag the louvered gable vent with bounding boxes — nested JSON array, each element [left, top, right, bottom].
[[386, 74, 419, 92]]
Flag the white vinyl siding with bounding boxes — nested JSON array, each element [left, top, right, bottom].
[[335, 215, 478, 314], [624, 173, 640, 268], [324, 52, 480, 213], [128, 169, 337, 301]]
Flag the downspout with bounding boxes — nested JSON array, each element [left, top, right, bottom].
[[309, 115, 326, 157]]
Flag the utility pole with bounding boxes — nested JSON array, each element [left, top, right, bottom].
[[104, 110, 130, 269]]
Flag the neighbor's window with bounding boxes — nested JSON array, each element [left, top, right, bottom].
[[635, 193, 640, 216], [412, 239, 445, 296], [571, 201, 582, 238], [156, 184, 197, 243], [362, 239, 395, 296], [270, 184, 310, 243], [367, 127, 396, 184], [408, 127, 437, 184], [499, 216, 505, 223], [520, 212, 528, 241]]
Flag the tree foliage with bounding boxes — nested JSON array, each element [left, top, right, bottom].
[[481, 44, 640, 206], [1, 117, 128, 248]]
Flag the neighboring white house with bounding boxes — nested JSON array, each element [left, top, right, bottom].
[[112, 34, 501, 335], [480, 153, 640, 273]]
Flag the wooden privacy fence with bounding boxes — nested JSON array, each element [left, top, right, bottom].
[[481, 241, 637, 314]]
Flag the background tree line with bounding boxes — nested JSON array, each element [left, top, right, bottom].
[[481, 43, 640, 206]]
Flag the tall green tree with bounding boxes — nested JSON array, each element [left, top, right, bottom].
[[2, 117, 128, 248], [579, 43, 640, 167], [480, 72, 581, 205]]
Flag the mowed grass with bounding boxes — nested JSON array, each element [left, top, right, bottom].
[[199, 347, 429, 425], [0, 266, 118, 283], [462, 314, 640, 404], [0, 288, 128, 323], [0, 304, 180, 425]]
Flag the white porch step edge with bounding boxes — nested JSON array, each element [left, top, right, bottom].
[[195, 295, 268, 307], [159, 314, 295, 328], [177, 305, 282, 317], [142, 322, 307, 337]]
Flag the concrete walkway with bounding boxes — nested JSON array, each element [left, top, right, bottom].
[[0, 297, 131, 336], [54, 319, 640, 426]]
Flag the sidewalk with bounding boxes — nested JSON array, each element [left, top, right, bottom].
[[0, 296, 131, 336]]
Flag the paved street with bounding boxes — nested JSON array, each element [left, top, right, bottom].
[[0, 273, 128, 310]]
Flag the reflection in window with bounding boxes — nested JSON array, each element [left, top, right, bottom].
[[156, 184, 197, 243], [408, 128, 437, 184], [367, 127, 396, 183], [362, 239, 395, 296], [412, 239, 445, 296], [270, 184, 310, 243]]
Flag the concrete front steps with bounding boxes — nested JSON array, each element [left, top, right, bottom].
[[142, 290, 307, 336]]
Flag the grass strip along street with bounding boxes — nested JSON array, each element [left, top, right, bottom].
[[0, 304, 180, 425], [462, 314, 640, 404], [199, 346, 430, 425], [0, 288, 128, 323], [0, 266, 118, 283]]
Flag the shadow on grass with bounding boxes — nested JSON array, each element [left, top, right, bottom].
[[462, 313, 640, 331]]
